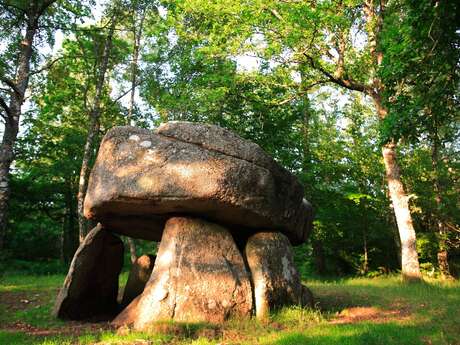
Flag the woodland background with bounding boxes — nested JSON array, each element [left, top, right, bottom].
[[0, 0, 459, 281]]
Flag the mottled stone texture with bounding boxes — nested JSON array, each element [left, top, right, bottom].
[[245, 232, 304, 319], [113, 217, 253, 329], [53, 225, 124, 320], [121, 254, 156, 307], [84, 122, 312, 245]]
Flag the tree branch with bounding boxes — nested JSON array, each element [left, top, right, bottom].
[[0, 96, 11, 120], [37, 0, 58, 18], [303, 53, 369, 94], [275, 80, 327, 105], [111, 78, 145, 104], [0, 77, 21, 97], [28, 56, 64, 76]]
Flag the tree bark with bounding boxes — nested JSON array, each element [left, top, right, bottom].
[[381, 141, 421, 281], [127, 237, 138, 263], [61, 179, 78, 263], [0, 6, 42, 249], [127, 6, 146, 126], [312, 240, 326, 275], [77, 18, 117, 243], [431, 135, 452, 279]]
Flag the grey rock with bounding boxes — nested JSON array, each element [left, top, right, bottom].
[[53, 225, 124, 320], [112, 217, 253, 329], [121, 254, 156, 308], [245, 232, 305, 319], [84, 122, 312, 244]]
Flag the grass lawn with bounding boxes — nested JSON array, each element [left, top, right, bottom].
[[0, 273, 458, 345]]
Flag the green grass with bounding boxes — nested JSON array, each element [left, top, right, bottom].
[[0, 274, 458, 345]]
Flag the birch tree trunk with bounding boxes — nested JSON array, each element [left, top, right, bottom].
[[0, 1, 56, 249], [381, 142, 421, 281], [77, 18, 117, 243]]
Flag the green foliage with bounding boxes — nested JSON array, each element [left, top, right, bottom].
[[2, 0, 459, 283]]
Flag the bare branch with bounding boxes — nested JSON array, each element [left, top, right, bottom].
[[270, 8, 284, 22], [304, 53, 369, 94], [28, 56, 64, 76], [0, 96, 11, 120], [275, 80, 327, 105], [0, 77, 21, 96], [111, 78, 145, 104]]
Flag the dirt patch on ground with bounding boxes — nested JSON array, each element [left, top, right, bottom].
[[0, 289, 113, 337], [1, 320, 113, 337], [0, 290, 49, 313], [330, 306, 411, 324]]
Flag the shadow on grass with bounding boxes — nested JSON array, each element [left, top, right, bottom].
[[266, 323, 427, 345], [310, 277, 460, 314]]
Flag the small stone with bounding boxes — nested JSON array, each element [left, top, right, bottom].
[[121, 254, 156, 308], [139, 140, 152, 148]]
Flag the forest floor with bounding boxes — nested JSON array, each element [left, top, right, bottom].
[[0, 273, 459, 345]]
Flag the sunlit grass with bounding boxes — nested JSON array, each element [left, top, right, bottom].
[[0, 273, 458, 344]]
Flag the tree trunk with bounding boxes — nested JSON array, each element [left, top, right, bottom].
[[61, 179, 78, 263], [431, 135, 452, 279], [312, 240, 326, 275], [127, 8, 146, 126], [382, 142, 421, 281], [77, 19, 117, 243], [0, 14, 38, 250], [371, 93, 422, 282], [127, 237, 137, 264]]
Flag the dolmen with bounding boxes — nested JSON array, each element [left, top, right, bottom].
[[53, 121, 314, 330]]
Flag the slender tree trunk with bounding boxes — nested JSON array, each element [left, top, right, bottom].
[[77, 19, 116, 243], [127, 8, 146, 126], [61, 179, 78, 263], [362, 209, 369, 275], [0, 15, 38, 250], [127, 238, 137, 263], [312, 240, 326, 275], [431, 136, 452, 279]]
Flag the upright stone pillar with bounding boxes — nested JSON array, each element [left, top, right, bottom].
[[53, 225, 124, 320], [113, 217, 253, 329]]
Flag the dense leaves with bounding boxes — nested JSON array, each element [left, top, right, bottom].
[[1, 0, 458, 278]]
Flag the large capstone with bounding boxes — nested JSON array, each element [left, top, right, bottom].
[[84, 122, 312, 245], [53, 225, 124, 320], [112, 217, 253, 329], [245, 232, 307, 319]]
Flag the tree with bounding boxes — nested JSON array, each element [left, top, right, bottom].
[[7, 23, 128, 261], [0, 0, 91, 250], [380, 0, 460, 278], [76, 2, 125, 242], [164, 0, 423, 281]]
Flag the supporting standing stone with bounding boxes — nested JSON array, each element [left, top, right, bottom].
[[245, 232, 307, 319], [53, 224, 124, 320], [113, 217, 253, 329], [121, 254, 156, 308]]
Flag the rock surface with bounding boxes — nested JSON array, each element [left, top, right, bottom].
[[113, 217, 253, 329], [301, 284, 315, 308], [121, 254, 156, 307], [84, 122, 312, 244], [53, 225, 124, 320], [245, 232, 304, 319]]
